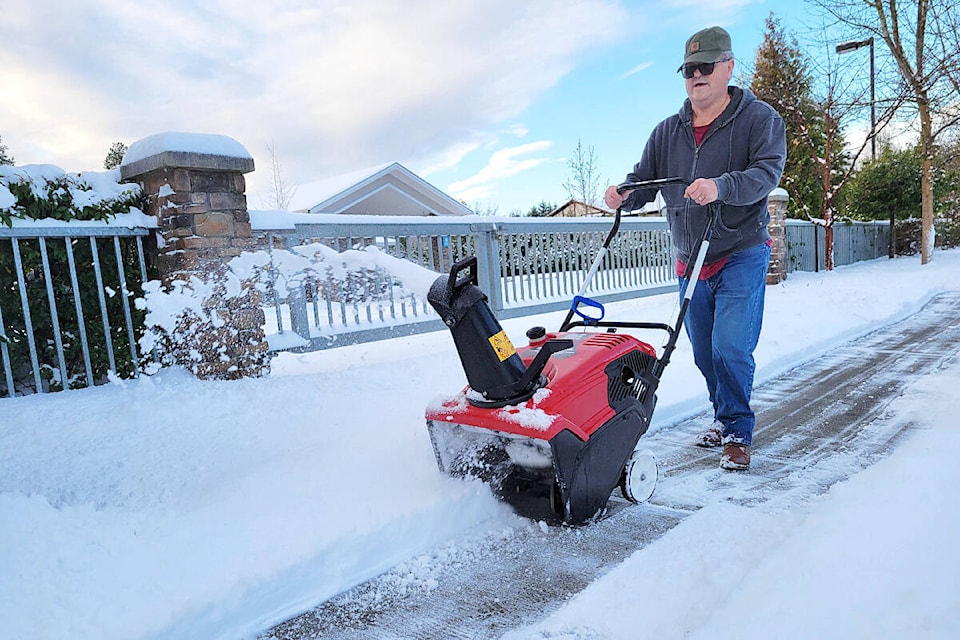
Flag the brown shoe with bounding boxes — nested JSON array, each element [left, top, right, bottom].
[[720, 443, 750, 470]]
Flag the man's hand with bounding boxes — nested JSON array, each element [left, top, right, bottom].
[[684, 178, 719, 205], [604, 185, 632, 210]]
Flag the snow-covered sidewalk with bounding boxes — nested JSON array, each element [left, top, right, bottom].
[[2, 250, 959, 639]]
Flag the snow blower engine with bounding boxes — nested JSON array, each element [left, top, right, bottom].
[[424, 179, 717, 525]]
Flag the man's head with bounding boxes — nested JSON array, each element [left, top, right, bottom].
[[679, 26, 734, 107]]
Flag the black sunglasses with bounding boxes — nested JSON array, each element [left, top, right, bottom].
[[678, 58, 730, 79]]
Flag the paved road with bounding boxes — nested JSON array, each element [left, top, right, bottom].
[[261, 292, 960, 640]]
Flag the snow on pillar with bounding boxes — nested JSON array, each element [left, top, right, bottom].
[[120, 132, 269, 380]]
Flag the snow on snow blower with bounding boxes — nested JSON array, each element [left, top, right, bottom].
[[425, 178, 718, 525]]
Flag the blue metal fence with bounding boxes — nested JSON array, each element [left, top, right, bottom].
[[0, 215, 890, 396], [255, 215, 890, 352], [0, 226, 150, 397], [254, 216, 676, 352], [785, 219, 889, 272]]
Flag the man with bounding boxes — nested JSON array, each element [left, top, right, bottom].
[[605, 26, 786, 470]]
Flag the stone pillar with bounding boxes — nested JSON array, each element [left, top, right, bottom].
[[766, 188, 788, 285], [120, 133, 269, 379]]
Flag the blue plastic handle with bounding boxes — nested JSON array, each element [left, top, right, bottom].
[[572, 295, 605, 323]]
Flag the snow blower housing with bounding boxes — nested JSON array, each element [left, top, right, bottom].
[[425, 180, 717, 525]]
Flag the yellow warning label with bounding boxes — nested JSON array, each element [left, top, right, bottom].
[[488, 330, 517, 362]]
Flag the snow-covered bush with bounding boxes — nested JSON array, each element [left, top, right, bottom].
[[137, 241, 436, 379], [0, 165, 146, 226], [138, 270, 270, 380]]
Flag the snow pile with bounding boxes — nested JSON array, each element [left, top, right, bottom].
[[230, 241, 440, 302]]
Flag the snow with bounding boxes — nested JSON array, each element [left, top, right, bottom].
[[2, 208, 156, 229], [285, 162, 394, 213], [121, 132, 253, 166], [2, 248, 960, 640], [0, 164, 145, 220], [508, 363, 960, 640], [250, 209, 486, 230]]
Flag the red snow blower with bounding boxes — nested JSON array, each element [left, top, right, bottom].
[[425, 178, 718, 525]]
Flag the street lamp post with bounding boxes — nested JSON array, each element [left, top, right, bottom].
[[836, 37, 890, 257]]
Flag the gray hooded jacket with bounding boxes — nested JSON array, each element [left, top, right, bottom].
[[622, 86, 786, 265]]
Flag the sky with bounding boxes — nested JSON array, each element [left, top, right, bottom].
[[1, 223, 959, 638], [0, 0, 829, 215]]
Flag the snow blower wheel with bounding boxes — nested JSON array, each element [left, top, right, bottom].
[[620, 449, 659, 504]]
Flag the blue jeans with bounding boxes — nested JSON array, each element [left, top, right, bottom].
[[680, 242, 770, 446]]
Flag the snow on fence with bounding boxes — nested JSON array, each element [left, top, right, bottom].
[[0, 215, 889, 396], [251, 215, 677, 352]]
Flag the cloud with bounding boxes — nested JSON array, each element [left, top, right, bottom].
[[417, 121, 531, 178], [622, 62, 654, 79], [446, 141, 553, 201], [0, 0, 627, 196], [416, 135, 492, 178], [504, 124, 530, 138]]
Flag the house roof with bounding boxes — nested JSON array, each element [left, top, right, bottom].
[[288, 162, 472, 216], [548, 193, 668, 218], [549, 200, 612, 217]]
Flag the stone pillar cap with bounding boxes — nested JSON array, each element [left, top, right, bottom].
[[120, 132, 254, 180], [769, 187, 789, 200]]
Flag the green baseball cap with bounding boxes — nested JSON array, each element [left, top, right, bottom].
[[683, 26, 732, 64]]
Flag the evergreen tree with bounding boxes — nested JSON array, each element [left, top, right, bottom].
[[751, 13, 874, 269], [104, 141, 127, 170], [750, 14, 828, 219], [849, 143, 960, 221], [527, 201, 556, 217], [0, 135, 13, 165]]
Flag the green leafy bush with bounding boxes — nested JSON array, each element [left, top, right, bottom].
[[0, 166, 153, 395]]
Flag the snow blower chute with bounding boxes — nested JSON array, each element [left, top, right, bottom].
[[425, 178, 718, 525]]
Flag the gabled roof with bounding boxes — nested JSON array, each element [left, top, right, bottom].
[[288, 162, 472, 216], [547, 194, 667, 218], [549, 200, 612, 217]]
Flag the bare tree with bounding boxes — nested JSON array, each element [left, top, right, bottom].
[[756, 18, 900, 268], [562, 139, 602, 208], [469, 201, 499, 216], [264, 141, 297, 210], [810, 0, 960, 264]]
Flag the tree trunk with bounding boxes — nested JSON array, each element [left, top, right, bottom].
[[823, 120, 834, 271], [919, 100, 935, 264]]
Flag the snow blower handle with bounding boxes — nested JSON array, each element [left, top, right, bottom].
[[615, 176, 690, 196], [559, 177, 689, 332], [446, 256, 479, 294], [653, 201, 721, 376]]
